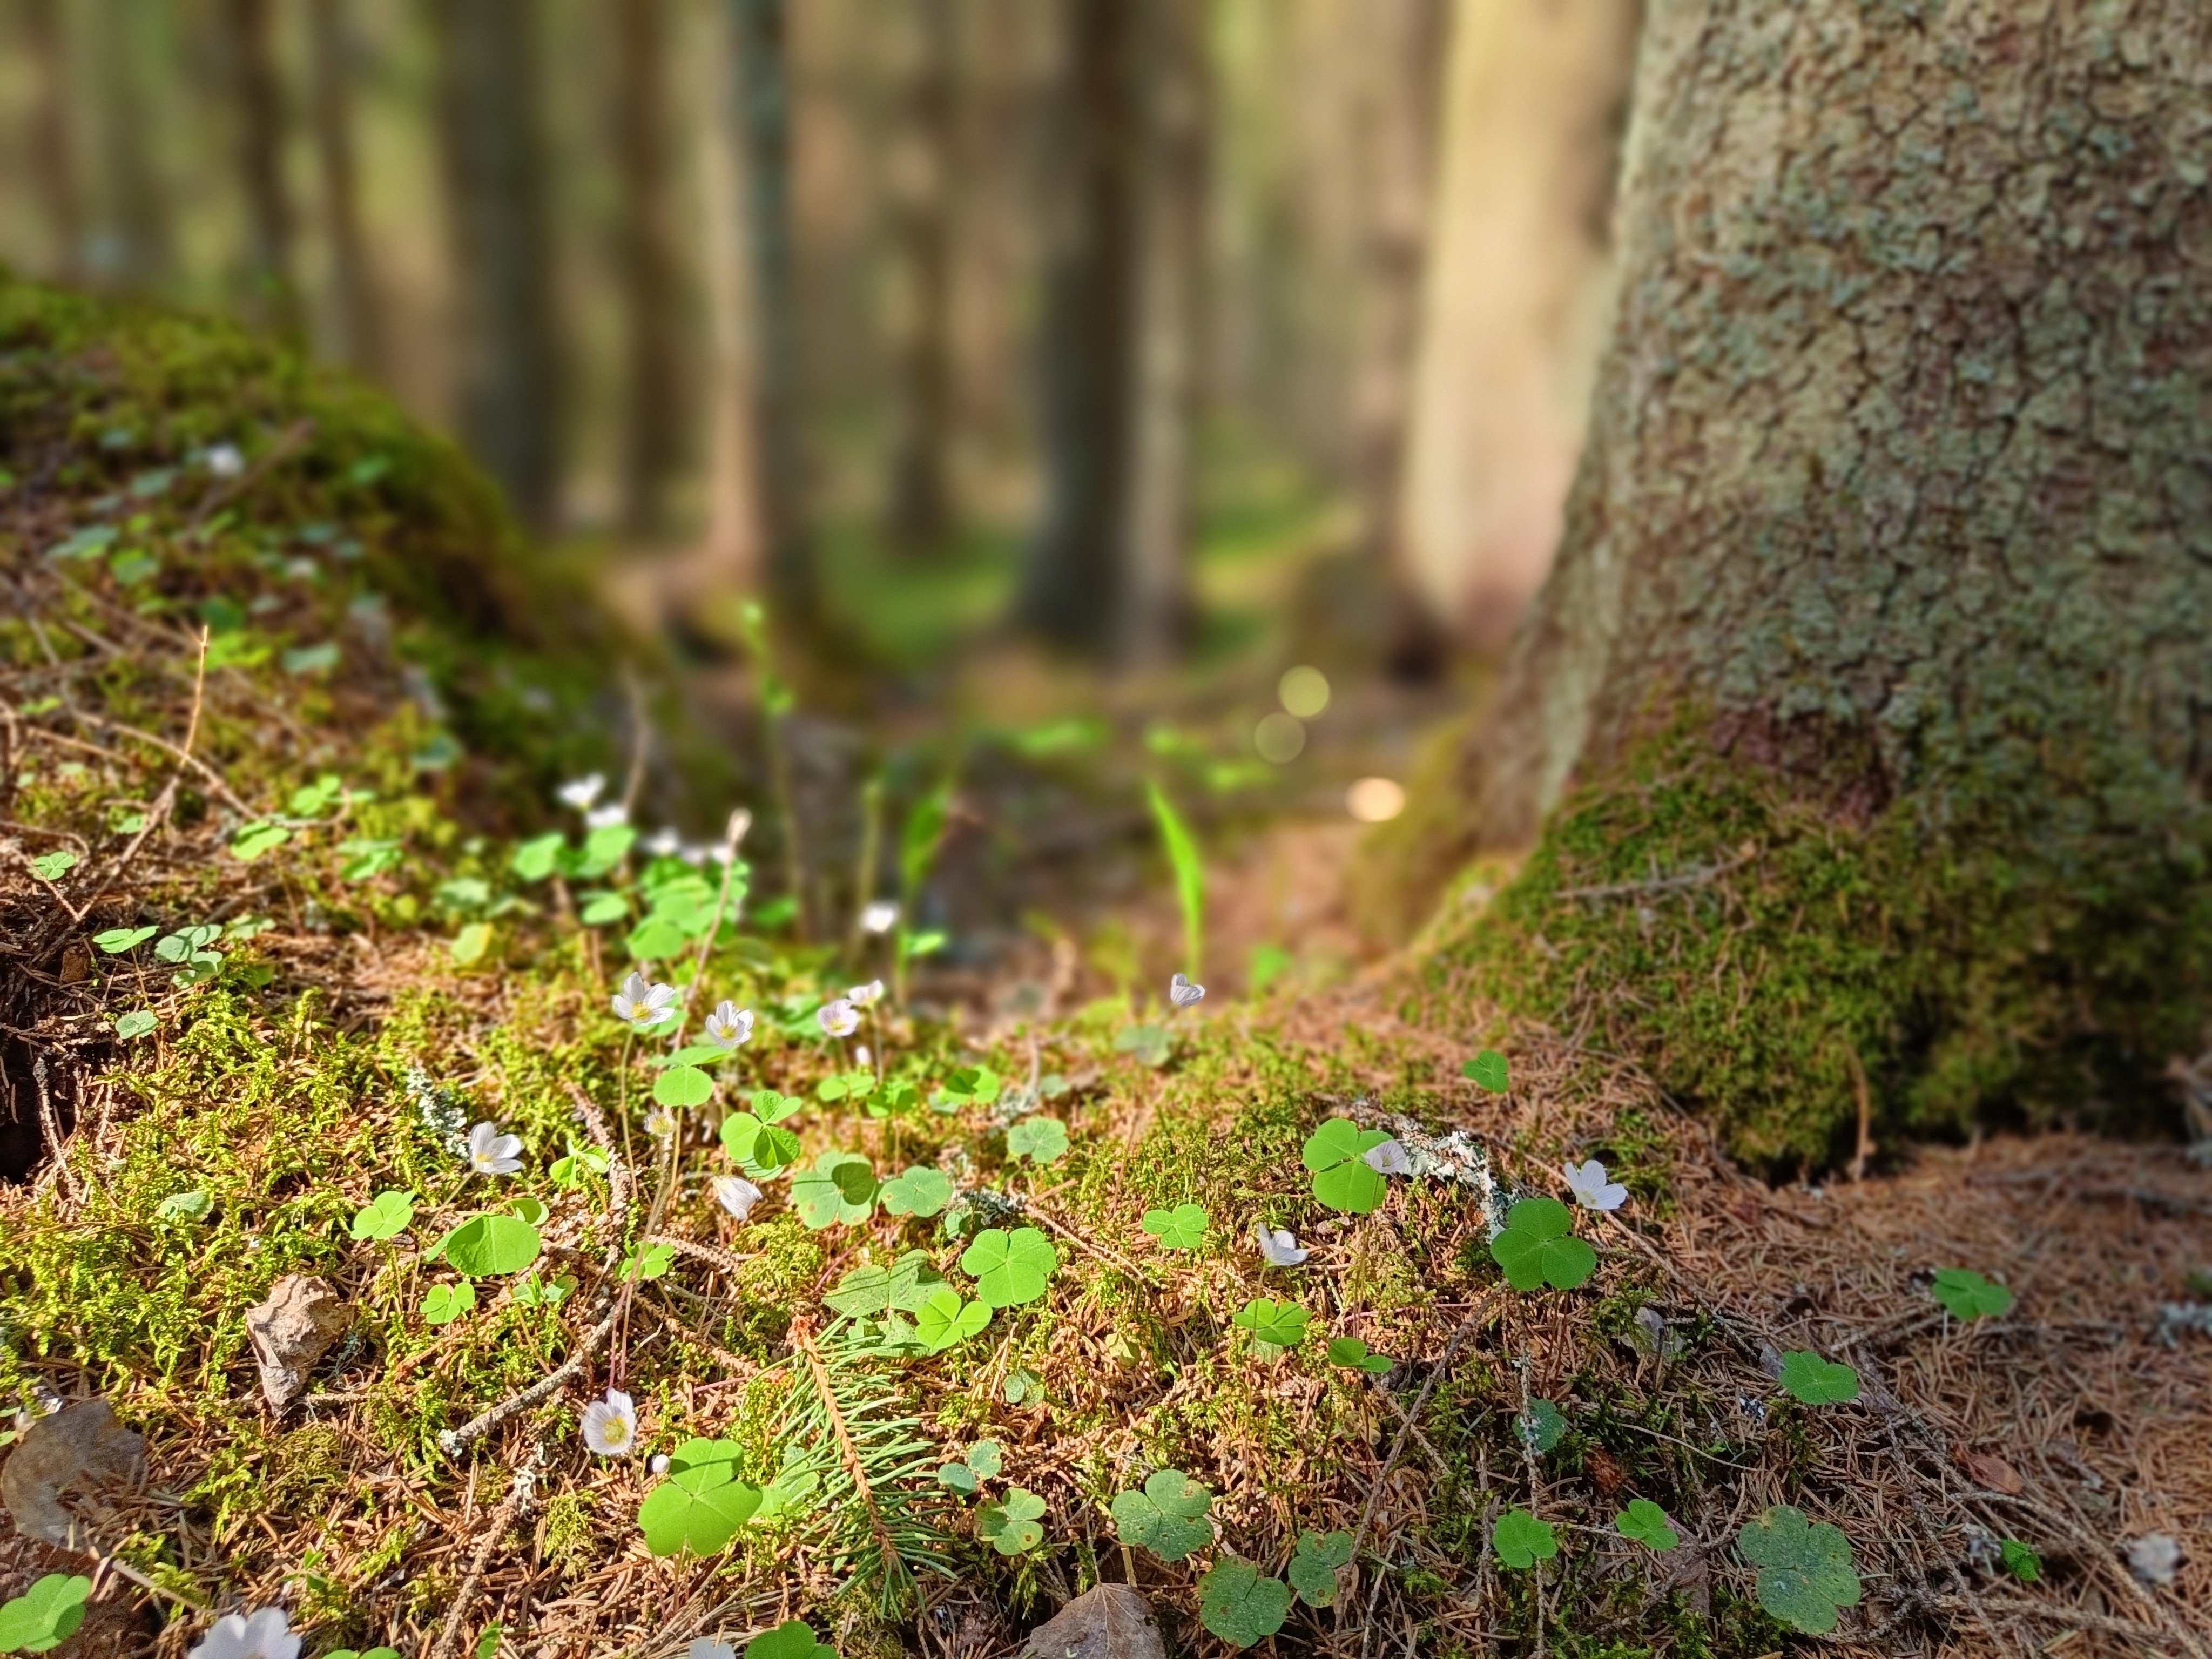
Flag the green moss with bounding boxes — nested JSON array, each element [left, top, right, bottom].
[[1431, 730, 2211, 1169]]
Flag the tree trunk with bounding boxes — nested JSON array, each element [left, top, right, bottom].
[[882, 0, 959, 555], [431, 0, 562, 535], [86, 0, 172, 292], [726, 0, 818, 628], [610, 0, 688, 542], [1414, 0, 2212, 1166], [219, 0, 301, 341], [1116, 0, 1207, 667], [306, 0, 387, 377], [1394, 0, 1640, 651], [22, 0, 83, 283]]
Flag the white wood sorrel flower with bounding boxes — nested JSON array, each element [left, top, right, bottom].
[[817, 998, 860, 1038], [713, 1175, 763, 1220], [1256, 1224, 1309, 1267], [582, 1388, 638, 1456], [556, 773, 605, 812], [189, 1609, 299, 1659], [705, 1000, 754, 1049], [1169, 973, 1205, 1008], [467, 1121, 523, 1177], [1563, 1158, 1628, 1211], [847, 980, 885, 1008], [613, 972, 678, 1030]]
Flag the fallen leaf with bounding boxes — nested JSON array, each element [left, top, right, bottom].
[[245, 1274, 352, 1409], [1953, 1446, 2024, 1496], [1587, 1446, 1628, 1496], [0, 1400, 145, 1544], [1020, 1584, 1164, 1659]]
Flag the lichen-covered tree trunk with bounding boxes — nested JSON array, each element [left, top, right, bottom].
[[1415, 0, 2212, 1165]]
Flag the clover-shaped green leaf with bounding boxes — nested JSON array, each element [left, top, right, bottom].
[[1232, 1297, 1310, 1350], [1492, 1508, 1557, 1569], [350, 1189, 415, 1242], [653, 1064, 714, 1109], [0, 1574, 92, 1654], [1516, 1398, 1568, 1454], [1777, 1350, 1860, 1405], [1113, 1024, 1172, 1068], [1931, 1267, 2012, 1321], [94, 925, 158, 954], [421, 1282, 476, 1325], [228, 823, 289, 862], [1737, 1505, 1860, 1634], [156, 1190, 210, 1222], [1111, 1469, 1214, 1561], [1005, 1116, 1069, 1164], [1488, 1197, 1596, 1291], [913, 1289, 992, 1353], [878, 1165, 953, 1217], [1287, 1529, 1354, 1607], [621, 1242, 676, 1282], [938, 1065, 1001, 1105], [719, 1110, 802, 1174], [2000, 1538, 2041, 1583], [113, 1009, 157, 1040], [743, 1620, 835, 1659], [439, 1213, 542, 1277], [1615, 1499, 1680, 1552], [790, 1152, 876, 1229], [935, 1438, 1002, 1493], [976, 1485, 1048, 1554], [1325, 1336, 1393, 1374], [638, 1439, 763, 1557], [1301, 1117, 1393, 1213], [959, 1225, 1057, 1307], [1196, 1559, 1292, 1649], [1139, 1203, 1207, 1250], [1463, 1049, 1509, 1092], [825, 1252, 945, 1318], [815, 1069, 878, 1102]]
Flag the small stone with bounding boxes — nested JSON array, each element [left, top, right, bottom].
[[245, 1274, 352, 1410]]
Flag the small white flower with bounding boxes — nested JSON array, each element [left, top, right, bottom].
[[581, 1388, 638, 1456], [1169, 973, 1205, 1008], [1563, 1158, 1628, 1211], [2127, 1532, 2182, 1587], [585, 803, 629, 831], [1363, 1138, 1412, 1176], [853, 1044, 872, 1068], [556, 773, 605, 812], [644, 1107, 678, 1140], [713, 1174, 763, 1220], [847, 979, 884, 1008], [612, 971, 679, 1029], [1256, 1224, 1309, 1267], [689, 1642, 737, 1659], [705, 1000, 754, 1049], [817, 998, 860, 1038], [649, 1452, 671, 1474], [643, 827, 682, 858], [860, 900, 900, 935], [679, 842, 713, 867], [203, 443, 246, 480], [467, 1121, 523, 1177], [188, 1608, 299, 1659]]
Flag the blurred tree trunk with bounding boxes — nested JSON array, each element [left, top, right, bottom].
[[305, 0, 386, 376], [431, 0, 562, 534], [725, 0, 818, 629], [86, 0, 171, 291], [1116, 0, 1207, 667], [882, 0, 958, 556], [1351, 0, 1451, 679], [696, 0, 766, 589], [218, 0, 301, 340], [610, 0, 687, 541], [1015, 0, 1138, 654], [22, 0, 82, 282]]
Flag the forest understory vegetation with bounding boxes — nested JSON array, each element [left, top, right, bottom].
[[1, 284, 2207, 1659]]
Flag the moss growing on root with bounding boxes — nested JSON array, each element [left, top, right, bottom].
[[1426, 731, 2212, 1169]]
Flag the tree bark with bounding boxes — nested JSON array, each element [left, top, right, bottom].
[[306, 0, 387, 377], [1014, 0, 1139, 655], [219, 0, 301, 341], [882, 0, 959, 555], [610, 0, 689, 542], [726, 0, 819, 628], [1117, 0, 1208, 667], [22, 0, 82, 283], [85, 0, 172, 292], [431, 0, 562, 534], [1417, 0, 2212, 1161]]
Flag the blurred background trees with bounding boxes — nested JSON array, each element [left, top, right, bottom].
[[0, 0, 1640, 673]]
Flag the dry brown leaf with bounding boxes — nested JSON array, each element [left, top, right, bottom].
[[1952, 1445, 2025, 1495], [246, 1273, 352, 1409], [0, 1399, 145, 1545], [1020, 1584, 1165, 1659]]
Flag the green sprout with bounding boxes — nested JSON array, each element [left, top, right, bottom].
[[935, 1440, 1002, 1494], [1301, 1117, 1393, 1213], [1231, 1297, 1310, 1351], [349, 1190, 415, 1242], [93, 925, 157, 954], [421, 1283, 475, 1325], [1287, 1529, 1354, 1607], [1777, 1351, 1860, 1405], [1488, 1197, 1596, 1291], [976, 1487, 1047, 1555], [1147, 779, 1205, 981], [1111, 1469, 1214, 1561], [959, 1227, 1058, 1307], [1325, 1336, 1392, 1374], [1931, 1267, 2013, 1321], [1196, 1559, 1291, 1649], [1615, 1499, 1680, 1552], [113, 1009, 157, 1040], [1492, 1508, 1558, 1570], [1737, 1505, 1861, 1634], [0, 1575, 91, 1654], [721, 1091, 804, 1172], [228, 822, 290, 862], [1463, 1049, 1510, 1092], [2000, 1537, 2041, 1582], [912, 1290, 991, 1353], [1140, 1203, 1208, 1250]]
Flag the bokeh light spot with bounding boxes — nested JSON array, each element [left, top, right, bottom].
[[1346, 777, 1405, 822], [1255, 713, 1306, 763], [1278, 665, 1331, 718]]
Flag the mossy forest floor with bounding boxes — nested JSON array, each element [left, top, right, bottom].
[[2, 282, 2209, 1659]]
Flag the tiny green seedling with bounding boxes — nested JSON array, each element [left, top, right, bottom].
[[1286, 1529, 1354, 1607], [1232, 1297, 1310, 1351], [1489, 1197, 1597, 1291], [814, 1069, 877, 1104], [30, 850, 80, 883], [1001, 1368, 1043, 1406], [1196, 1559, 1291, 1649], [1463, 1049, 1509, 1092], [621, 1243, 676, 1282], [638, 1439, 763, 1557], [976, 1487, 1047, 1554], [156, 1190, 210, 1223], [1325, 1336, 1392, 1374], [1615, 1499, 1680, 1552], [1301, 1117, 1393, 1213], [113, 1009, 156, 1040], [474, 1626, 500, 1659], [721, 1092, 804, 1173], [229, 822, 290, 862], [0, 1574, 92, 1654], [878, 1165, 952, 1217], [2000, 1537, 2041, 1583], [1112, 1024, 1173, 1068], [421, 1283, 476, 1325], [1004, 1116, 1068, 1164], [959, 1226, 1058, 1307], [94, 925, 158, 954], [1492, 1508, 1557, 1569], [512, 1271, 575, 1308], [1140, 1203, 1208, 1250], [790, 1152, 876, 1229], [349, 1190, 415, 1242], [912, 1289, 992, 1353], [937, 1065, 1001, 1107], [935, 1439, 1002, 1493], [1147, 780, 1206, 982], [1111, 1469, 1213, 1561], [1777, 1350, 1860, 1405], [745, 1621, 835, 1659], [1516, 1398, 1568, 1454], [1737, 1505, 1860, 1634], [1931, 1267, 2013, 1321]]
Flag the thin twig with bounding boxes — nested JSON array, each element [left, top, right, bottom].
[[426, 1457, 538, 1659], [186, 417, 313, 532], [438, 1306, 621, 1457], [1348, 1294, 1496, 1562], [1022, 1201, 1151, 1282]]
